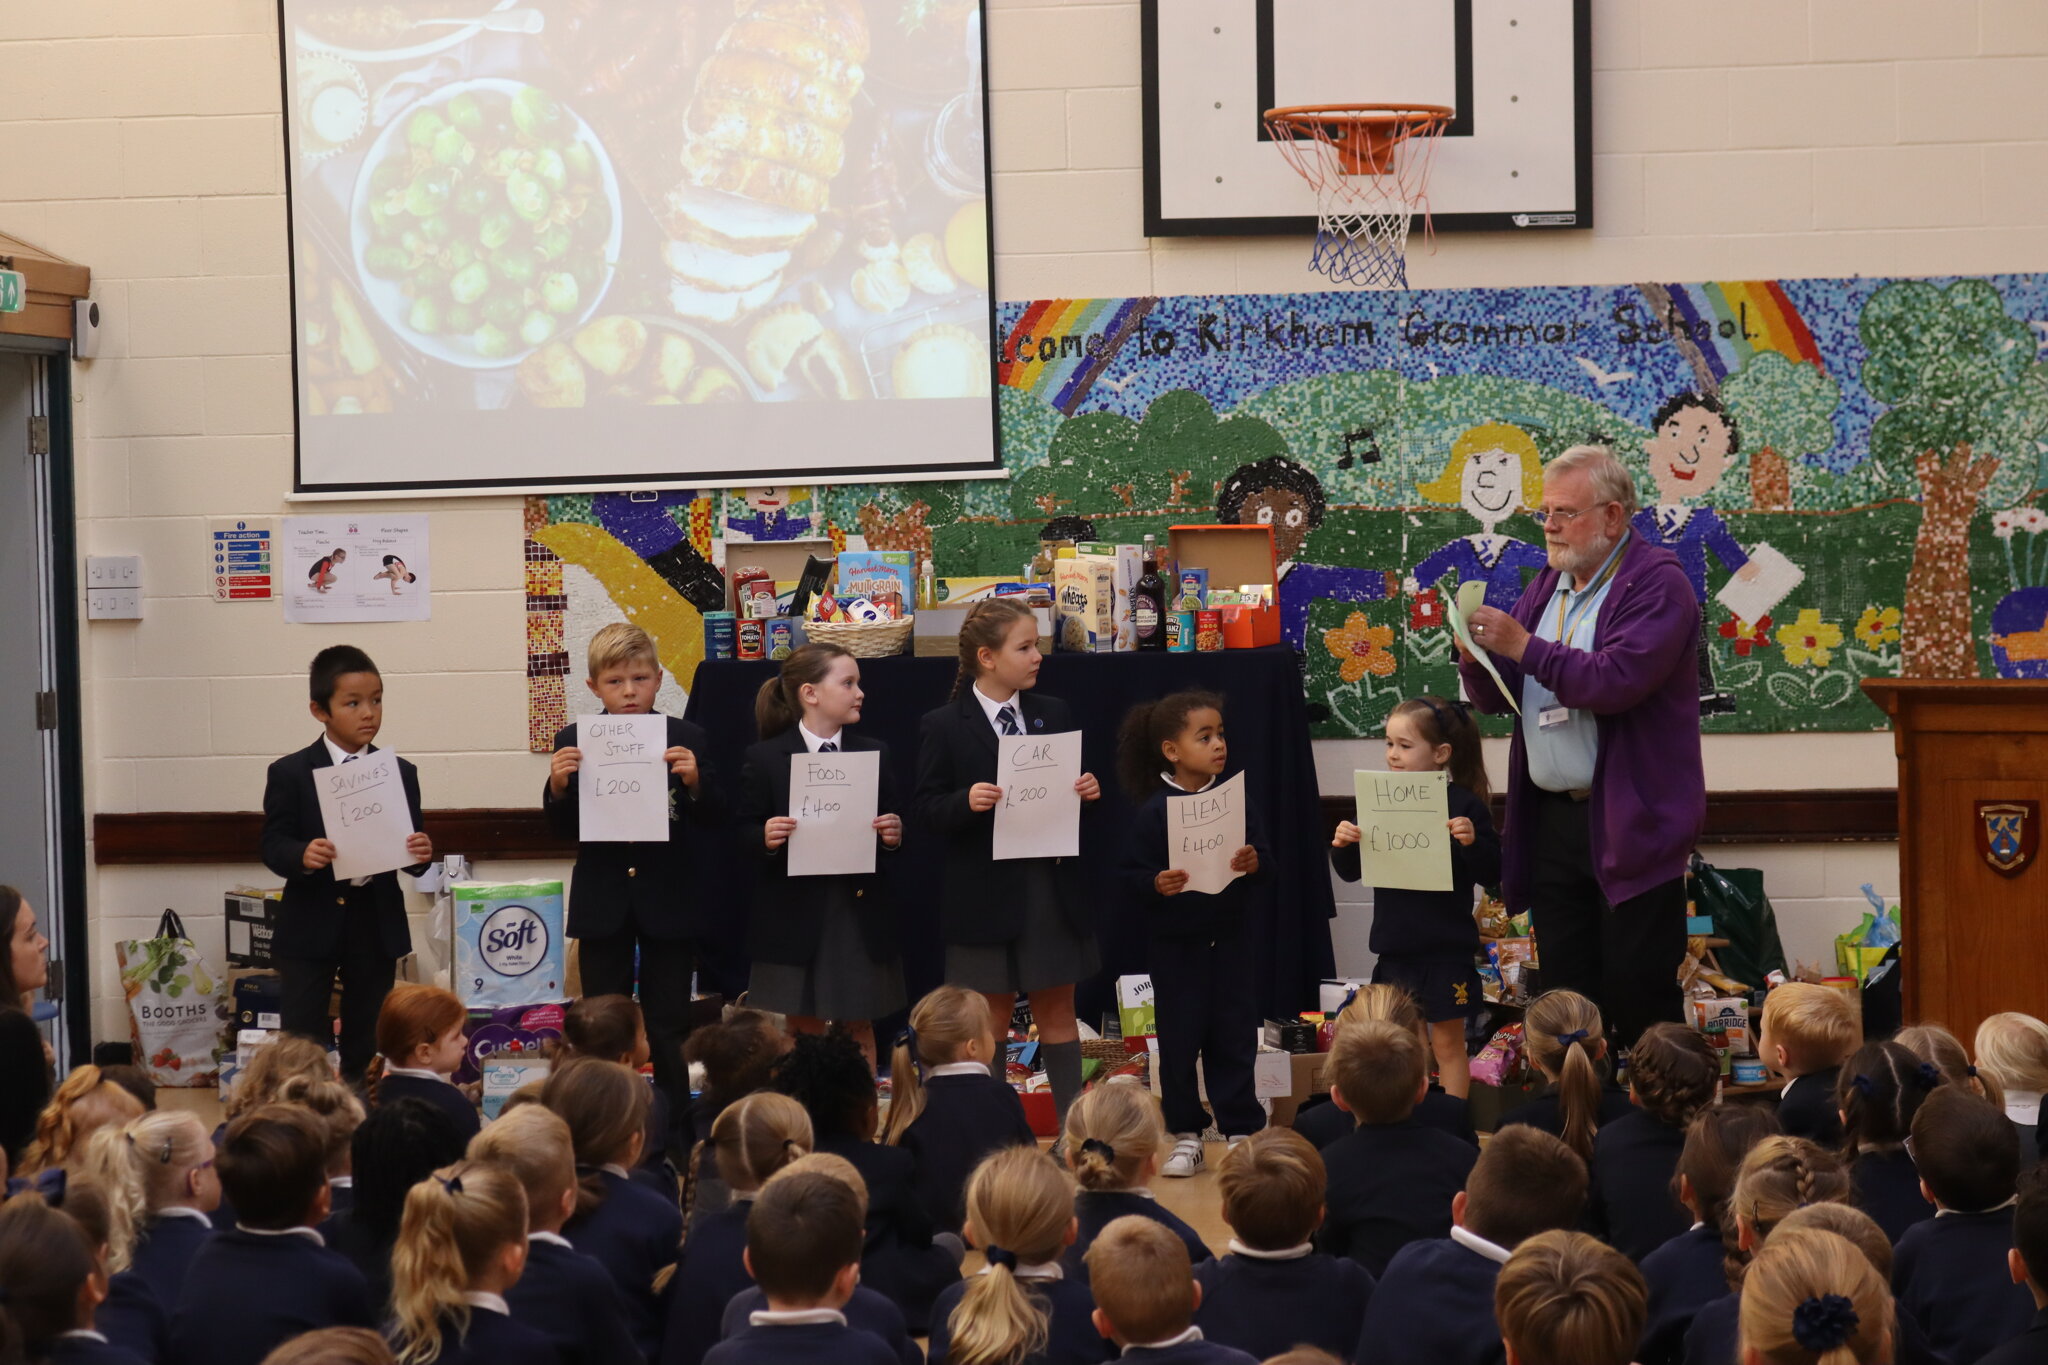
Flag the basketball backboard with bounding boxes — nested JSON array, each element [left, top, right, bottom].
[[1142, 0, 1591, 236]]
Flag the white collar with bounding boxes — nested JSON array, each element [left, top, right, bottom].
[[978, 1260, 1064, 1281], [322, 735, 371, 767], [464, 1292, 510, 1316], [328, 1175, 353, 1189], [749, 1308, 847, 1327], [2006, 1091, 2043, 1126], [156, 1206, 213, 1224], [1939, 1195, 2019, 1217], [930, 1061, 991, 1078], [529, 1231, 574, 1248], [1227, 1239, 1313, 1261], [1656, 504, 1694, 527], [1124, 1327, 1203, 1353], [1159, 771, 1216, 794], [798, 721, 843, 753], [238, 1224, 325, 1246], [1780, 1077, 1798, 1099], [600, 1163, 631, 1179], [59, 1331, 109, 1344], [383, 1066, 450, 1083], [1450, 1225, 1514, 1264], [972, 683, 1021, 732]]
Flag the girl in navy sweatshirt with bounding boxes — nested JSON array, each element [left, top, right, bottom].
[[1117, 690, 1270, 1173], [365, 984, 479, 1141], [1331, 695, 1499, 1100], [1834, 1039, 1941, 1245], [388, 1160, 557, 1365], [81, 1110, 222, 1314], [1636, 1105, 1779, 1365], [0, 1190, 142, 1365], [1060, 1083, 1210, 1277]]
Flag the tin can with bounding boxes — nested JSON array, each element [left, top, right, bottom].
[[1166, 611, 1196, 653], [766, 617, 794, 661], [1732, 1058, 1768, 1085], [704, 611, 737, 661], [1195, 609, 1224, 652], [736, 618, 765, 660]]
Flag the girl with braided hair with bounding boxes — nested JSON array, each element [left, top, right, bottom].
[[1587, 1022, 1719, 1262], [1638, 1105, 1780, 1365], [1738, 1227, 1892, 1365], [1833, 1040, 1940, 1244]]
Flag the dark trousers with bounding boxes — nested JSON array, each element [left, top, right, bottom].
[[1151, 921, 1265, 1137], [578, 927, 697, 1115], [278, 915, 395, 1079], [1527, 788, 1689, 1053]]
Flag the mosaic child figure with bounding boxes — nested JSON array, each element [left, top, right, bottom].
[[1409, 422, 1550, 610], [724, 486, 812, 541], [1633, 390, 1761, 716]]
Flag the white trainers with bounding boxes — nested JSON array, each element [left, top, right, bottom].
[[1161, 1134, 1205, 1178]]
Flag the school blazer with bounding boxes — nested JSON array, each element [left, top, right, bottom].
[[259, 737, 425, 961], [507, 1235, 646, 1365], [914, 692, 1090, 945], [543, 714, 728, 941], [737, 728, 901, 965]]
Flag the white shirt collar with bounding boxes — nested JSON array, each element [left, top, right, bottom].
[[238, 1224, 325, 1246], [1124, 1327, 1204, 1353], [1159, 770, 1217, 794], [59, 1331, 109, 1344], [2006, 1091, 2043, 1126], [1227, 1239, 1313, 1261], [529, 1231, 574, 1248], [321, 735, 369, 767], [930, 1061, 991, 1079], [600, 1163, 631, 1180], [156, 1206, 213, 1224], [1939, 1195, 2019, 1217], [1656, 504, 1694, 530], [464, 1292, 510, 1316], [797, 721, 842, 753], [972, 682, 1021, 733], [383, 1066, 449, 1083], [977, 1260, 1064, 1281], [1450, 1224, 1514, 1264], [1781, 1078, 1798, 1099], [749, 1308, 847, 1327]]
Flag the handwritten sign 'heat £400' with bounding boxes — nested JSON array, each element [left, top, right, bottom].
[[788, 749, 880, 877], [1353, 768, 1453, 892], [578, 714, 670, 842], [317, 749, 417, 881], [1168, 771, 1247, 896], [992, 731, 1081, 861]]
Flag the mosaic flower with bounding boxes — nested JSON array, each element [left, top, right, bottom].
[[1410, 587, 1443, 631], [2022, 507, 2048, 535], [1776, 608, 1844, 668], [1854, 605, 1902, 647], [1324, 611, 1397, 683], [1718, 614, 1771, 658], [1993, 509, 2019, 539]]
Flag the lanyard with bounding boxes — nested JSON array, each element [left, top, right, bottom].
[[1552, 549, 1624, 651]]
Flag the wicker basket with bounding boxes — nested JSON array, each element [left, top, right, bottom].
[[803, 616, 915, 658]]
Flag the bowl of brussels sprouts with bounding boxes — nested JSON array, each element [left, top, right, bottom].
[[349, 79, 623, 369]]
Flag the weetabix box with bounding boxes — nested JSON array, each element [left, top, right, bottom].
[[1053, 554, 1116, 653]]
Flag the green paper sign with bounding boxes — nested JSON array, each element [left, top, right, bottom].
[[1352, 768, 1453, 892]]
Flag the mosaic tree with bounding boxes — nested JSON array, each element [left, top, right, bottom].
[[1721, 352, 1841, 511], [1859, 279, 2048, 677]]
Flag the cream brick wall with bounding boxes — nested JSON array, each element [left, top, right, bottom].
[[11, 0, 2033, 1036]]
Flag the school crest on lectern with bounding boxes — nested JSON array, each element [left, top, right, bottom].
[[1976, 800, 2038, 878]]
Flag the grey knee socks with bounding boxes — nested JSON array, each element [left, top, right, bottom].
[[1042, 1039, 1084, 1127]]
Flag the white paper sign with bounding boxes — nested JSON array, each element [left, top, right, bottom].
[[1714, 542, 1805, 624], [1352, 768, 1453, 892], [788, 749, 880, 877], [992, 731, 1081, 861], [577, 715, 669, 842], [282, 515, 431, 624], [1167, 771, 1247, 896], [317, 750, 416, 881]]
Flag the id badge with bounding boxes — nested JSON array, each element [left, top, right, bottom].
[[1538, 704, 1572, 731]]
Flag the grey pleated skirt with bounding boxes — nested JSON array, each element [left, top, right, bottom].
[[747, 899, 906, 1021], [944, 863, 1100, 995]]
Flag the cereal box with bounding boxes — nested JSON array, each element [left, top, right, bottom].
[[835, 551, 915, 613], [1053, 553, 1116, 653]]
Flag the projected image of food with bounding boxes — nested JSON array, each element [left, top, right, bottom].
[[285, 0, 998, 491]]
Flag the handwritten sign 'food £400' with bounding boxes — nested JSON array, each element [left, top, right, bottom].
[[787, 749, 880, 877], [992, 731, 1081, 861], [1352, 769, 1453, 892], [577, 714, 669, 842], [1168, 771, 1247, 896], [317, 749, 417, 881]]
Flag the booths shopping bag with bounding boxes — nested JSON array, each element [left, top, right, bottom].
[[116, 910, 230, 1087]]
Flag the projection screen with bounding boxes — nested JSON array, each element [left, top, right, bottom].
[[280, 0, 1000, 495]]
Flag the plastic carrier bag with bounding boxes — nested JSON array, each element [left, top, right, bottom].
[[115, 910, 230, 1087], [1688, 854, 1789, 992]]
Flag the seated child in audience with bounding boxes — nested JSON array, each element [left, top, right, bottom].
[[681, 1009, 786, 1233], [1758, 983, 1858, 1146], [1293, 986, 1476, 1150], [1896, 1022, 1995, 1100], [1587, 1022, 1720, 1262], [325, 1098, 471, 1312], [274, 1073, 364, 1227], [1191, 1129, 1370, 1363], [702, 1169, 898, 1365], [1061, 1083, 1210, 1276], [561, 995, 673, 1195], [1317, 1018, 1477, 1278], [772, 1030, 961, 1331], [20, 1065, 147, 1176], [1737, 1227, 1891, 1365], [929, 1145, 1105, 1365], [257, 1328, 398, 1365], [1975, 1012, 2048, 1162], [1980, 1169, 2048, 1365], [1636, 1106, 1779, 1365], [1680, 1136, 1852, 1365], [0, 1186, 141, 1365], [219, 1036, 337, 1141], [38, 1174, 166, 1365], [719, 1155, 922, 1365], [1084, 1216, 1255, 1365], [95, 1065, 156, 1115], [1775, 1203, 1946, 1365], [543, 1058, 679, 1361], [365, 985, 478, 1141], [664, 1092, 813, 1365], [1894, 1086, 2038, 1365], [1833, 1039, 1940, 1244], [1495, 990, 1632, 1165], [883, 984, 1036, 1236], [1359, 1125, 1586, 1365], [387, 1159, 554, 1365], [469, 1103, 643, 1365], [1495, 1230, 1646, 1365], [83, 1110, 221, 1313], [171, 1105, 374, 1365]]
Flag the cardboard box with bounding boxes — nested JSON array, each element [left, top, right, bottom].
[[723, 538, 833, 617], [1268, 1050, 1332, 1127], [1253, 1049, 1292, 1099], [232, 972, 284, 1031], [1078, 542, 1141, 651], [1019, 1089, 1058, 1138], [224, 889, 280, 968], [1053, 553, 1116, 653], [1262, 1017, 1317, 1054], [914, 603, 1053, 657], [1167, 525, 1280, 648]]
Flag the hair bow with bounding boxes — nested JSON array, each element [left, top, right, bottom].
[[897, 1025, 921, 1072], [1850, 1074, 1876, 1097], [438, 1174, 464, 1196], [1080, 1138, 1117, 1164], [1966, 1064, 1980, 1079], [1555, 1028, 1589, 1049], [1791, 1294, 1858, 1353], [1915, 1061, 1946, 1090], [4, 1169, 65, 1205], [984, 1245, 1019, 1270], [1340, 987, 1359, 1012]]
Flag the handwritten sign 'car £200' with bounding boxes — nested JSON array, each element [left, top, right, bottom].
[[992, 731, 1081, 861]]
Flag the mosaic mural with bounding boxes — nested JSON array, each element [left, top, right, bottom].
[[527, 274, 2048, 746]]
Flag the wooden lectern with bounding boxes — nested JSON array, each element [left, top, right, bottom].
[[1862, 680, 2048, 1044]]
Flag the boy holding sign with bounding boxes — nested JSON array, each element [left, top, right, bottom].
[[259, 645, 432, 1078], [1331, 696, 1500, 1099], [1117, 691, 1269, 1178], [543, 623, 725, 1110]]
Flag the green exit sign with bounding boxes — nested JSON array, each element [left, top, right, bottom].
[[0, 270, 24, 314]]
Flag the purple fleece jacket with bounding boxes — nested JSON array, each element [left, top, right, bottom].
[[1456, 531, 1704, 909]]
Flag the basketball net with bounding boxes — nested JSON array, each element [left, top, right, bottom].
[[1264, 105, 1452, 290]]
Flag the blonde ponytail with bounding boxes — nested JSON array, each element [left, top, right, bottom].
[[882, 985, 993, 1146], [948, 1146, 1074, 1365], [390, 1161, 527, 1365], [79, 1110, 213, 1271], [1738, 1227, 1891, 1365], [1524, 990, 1608, 1165], [1061, 1084, 1165, 1192]]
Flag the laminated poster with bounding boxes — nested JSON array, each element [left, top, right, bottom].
[[282, 516, 431, 624]]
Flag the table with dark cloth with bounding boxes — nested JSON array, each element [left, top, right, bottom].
[[681, 647, 1336, 1030]]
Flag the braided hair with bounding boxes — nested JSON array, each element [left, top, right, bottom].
[[1721, 1136, 1852, 1292], [1626, 1023, 1720, 1131]]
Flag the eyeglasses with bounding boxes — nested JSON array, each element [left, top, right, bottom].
[[1528, 502, 1615, 528]]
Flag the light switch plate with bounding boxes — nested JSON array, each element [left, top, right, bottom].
[[86, 555, 143, 619]]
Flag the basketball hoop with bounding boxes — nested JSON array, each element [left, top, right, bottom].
[[1264, 103, 1453, 289]]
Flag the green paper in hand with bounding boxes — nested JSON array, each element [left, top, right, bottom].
[[1443, 579, 1520, 717]]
